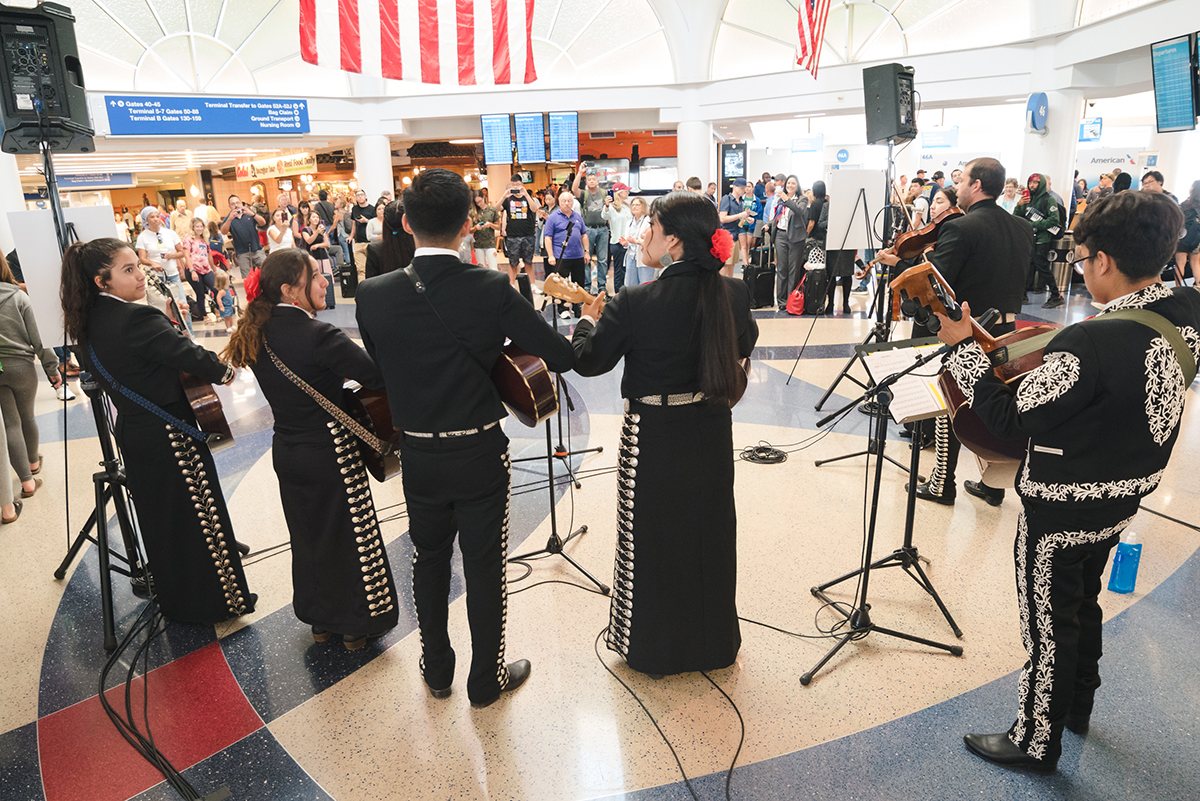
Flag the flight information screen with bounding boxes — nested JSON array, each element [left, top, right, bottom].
[[514, 113, 546, 163], [481, 114, 513, 164], [548, 111, 579, 162], [1151, 36, 1196, 133]]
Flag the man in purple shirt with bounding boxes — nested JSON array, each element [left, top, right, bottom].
[[543, 191, 589, 318]]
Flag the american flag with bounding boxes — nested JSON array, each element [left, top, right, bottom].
[[797, 0, 832, 78], [299, 0, 538, 85]]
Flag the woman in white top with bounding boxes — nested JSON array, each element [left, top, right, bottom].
[[603, 190, 633, 292], [366, 200, 385, 242], [114, 212, 130, 243], [998, 178, 1022, 214], [267, 208, 295, 252], [621, 197, 654, 286]]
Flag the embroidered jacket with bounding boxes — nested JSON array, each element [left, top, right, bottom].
[[943, 282, 1200, 508]]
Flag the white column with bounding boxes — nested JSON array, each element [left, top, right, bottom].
[[0, 153, 26, 255], [353, 134, 393, 202], [1020, 89, 1086, 212], [1146, 131, 1187, 195], [677, 120, 715, 187], [486, 164, 512, 203]]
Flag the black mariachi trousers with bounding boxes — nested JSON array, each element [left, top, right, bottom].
[[399, 425, 512, 704], [1007, 499, 1138, 762]]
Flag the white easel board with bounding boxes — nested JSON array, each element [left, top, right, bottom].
[[825, 169, 885, 252], [8, 205, 120, 348]]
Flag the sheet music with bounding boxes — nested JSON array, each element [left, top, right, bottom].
[[862, 344, 949, 424]]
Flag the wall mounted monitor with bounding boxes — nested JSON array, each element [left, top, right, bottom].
[[1150, 35, 1196, 133], [548, 111, 579, 162], [514, 112, 546, 163], [481, 114, 513, 164]]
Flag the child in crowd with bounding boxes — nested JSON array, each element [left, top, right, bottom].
[[215, 271, 237, 331]]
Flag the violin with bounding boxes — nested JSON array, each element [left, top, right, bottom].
[[868, 206, 964, 268]]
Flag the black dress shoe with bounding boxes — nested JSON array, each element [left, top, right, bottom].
[[470, 659, 532, 708], [311, 625, 332, 643], [424, 665, 453, 700], [1065, 712, 1090, 735], [963, 733, 1057, 774], [907, 480, 955, 506], [1042, 296, 1065, 309], [964, 480, 1004, 507], [343, 630, 389, 651]]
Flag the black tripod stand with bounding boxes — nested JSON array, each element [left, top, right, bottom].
[[801, 346, 963, 686], [54, 380, 145, 651]]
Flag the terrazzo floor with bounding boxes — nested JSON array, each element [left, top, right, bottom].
[[1, 272, 1197, 801]]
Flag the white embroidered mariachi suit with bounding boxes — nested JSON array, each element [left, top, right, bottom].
[[943, 282, 1200, 762]]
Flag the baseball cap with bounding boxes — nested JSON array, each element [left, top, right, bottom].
[[612, 182, 631, 192], [732, 178, 748, 187], [916, 169, 926, 175]]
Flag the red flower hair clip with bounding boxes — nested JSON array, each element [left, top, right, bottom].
[[710, 229, 733, 263]]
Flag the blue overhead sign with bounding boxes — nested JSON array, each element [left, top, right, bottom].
[[56, 172, 135, 189], [105, 96, 310, 136]]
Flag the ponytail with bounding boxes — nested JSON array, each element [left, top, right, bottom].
[[61, 237, 133, 346], [222, 249, 312, 367], [650, 191, 741, 403]]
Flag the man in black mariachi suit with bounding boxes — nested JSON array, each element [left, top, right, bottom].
[[881, 157, 1032, 506], [355, 169, 574, 708], [934, 191, 1200, 773]]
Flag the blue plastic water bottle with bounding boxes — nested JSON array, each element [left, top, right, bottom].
[[1107, 541, 1142, 594]]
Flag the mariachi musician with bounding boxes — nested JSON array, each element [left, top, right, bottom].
[[355, 169, 574, 708], [937, 190, 1200, 773], [61, 237, 255, 624], [876, 157, 1032, 507], [223, 249, 399, 650]]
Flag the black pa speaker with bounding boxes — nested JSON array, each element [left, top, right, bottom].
[[863, 63, 917, 146], [0, 2, 94, 154]]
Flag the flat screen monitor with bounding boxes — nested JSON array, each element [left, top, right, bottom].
[[1151, 35, 1197, 133], [481, 114, 513, 165], [514, 113, 546, 163], [548, 111, 579, 162]]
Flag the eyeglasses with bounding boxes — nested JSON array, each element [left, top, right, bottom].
[[1066, 252, 1096, 271]]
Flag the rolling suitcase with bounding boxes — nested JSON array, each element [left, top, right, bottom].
[[802, 267, 828, 315]]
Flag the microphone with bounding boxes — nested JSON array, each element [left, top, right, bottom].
[[564, 220, 575, 237]]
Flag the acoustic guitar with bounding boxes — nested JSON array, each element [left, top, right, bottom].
[[343, 383, 403, 481], [493, 343, 559, 426], [889, 263, 1060, 479], [542, 274, 752, 405], [179, 372, 235, 453]]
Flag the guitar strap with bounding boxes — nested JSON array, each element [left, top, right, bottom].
[[86, 342, 213, 444], [986, 308, 1197, 385], [403, 264, 498, 384], [263, 344, 392, 455]]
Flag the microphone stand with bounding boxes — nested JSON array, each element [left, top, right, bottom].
[[508, 220, 609, 595], [801, 342, 964, 686]]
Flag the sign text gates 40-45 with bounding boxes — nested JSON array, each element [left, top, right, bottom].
[[105, 96, 310, 136]]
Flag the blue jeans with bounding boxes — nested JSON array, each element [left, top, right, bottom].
[[610, 242, 627, 293], [586, 225, 609, 291]]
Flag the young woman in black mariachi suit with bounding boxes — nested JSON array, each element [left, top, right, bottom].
[[223, 249, 398, 648], [572, 191, 759, 677], [61, 238, 254, 624]]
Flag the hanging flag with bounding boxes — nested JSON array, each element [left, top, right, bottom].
[[299, 0, 538, 85], [796, 0, 832, 78]]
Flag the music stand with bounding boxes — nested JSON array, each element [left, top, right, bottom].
[[802, 341, 963, 686]]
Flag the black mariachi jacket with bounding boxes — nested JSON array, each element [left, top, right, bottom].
[[943, 282, 1200, 508]]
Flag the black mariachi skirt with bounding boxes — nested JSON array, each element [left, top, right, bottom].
[[272, 421, 398, 636], [606, 397, 741, 675], [118, 408, 252, 624]]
